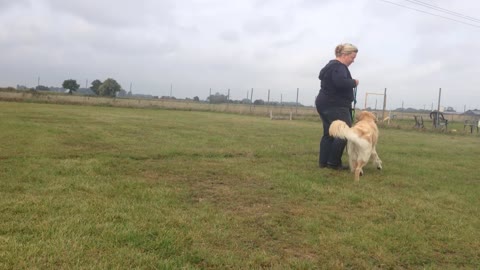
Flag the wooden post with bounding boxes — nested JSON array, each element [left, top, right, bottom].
[[436, 88, 442, 128], [295, 88, 299, 115], [249, 88, 254, 112], [364, 92, 368, 109], [227, 88, 230, 110], [382, 88, 387, 121], [268, 89, 271, 115]]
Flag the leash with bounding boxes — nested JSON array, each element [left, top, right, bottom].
[[344, 86, 358, 156], [351, 87, 357, 122]]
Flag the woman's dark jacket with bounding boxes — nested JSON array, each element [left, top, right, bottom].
[[316, 60, 356, 109]]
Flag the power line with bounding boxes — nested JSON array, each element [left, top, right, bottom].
[[379, 0, 480, 28], [403, 0, 480, 23]]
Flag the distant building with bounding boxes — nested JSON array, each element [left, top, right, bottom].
[[444, 106, 456, 112], [76, 88, 96, 95], [49, 87, 66, 93], [130, 93, 155, 99], [464, 109, 480, 116]]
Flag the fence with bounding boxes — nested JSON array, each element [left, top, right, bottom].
[[1, 90, 477, 132], [0, 90, 318, 119]]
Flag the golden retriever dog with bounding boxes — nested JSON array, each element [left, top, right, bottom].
[[329, 111, 382, 181]]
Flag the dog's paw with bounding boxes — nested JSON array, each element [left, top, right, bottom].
[[377, 165, 382, 170], [360, 170, 364, 176]]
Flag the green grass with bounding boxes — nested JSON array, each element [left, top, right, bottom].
[[0, 101, 479, 269]]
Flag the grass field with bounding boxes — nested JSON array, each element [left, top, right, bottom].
[[0, 101, 479, 269]]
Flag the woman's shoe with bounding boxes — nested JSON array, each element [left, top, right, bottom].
[[326, 163, 349, 171]]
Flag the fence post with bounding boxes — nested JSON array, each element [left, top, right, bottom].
[[249, 88, 254, 113], [295, 88, 299, 115], [436, 88, 442, 128], [227, 88, 230, 111], [382, 88, 387, 121]]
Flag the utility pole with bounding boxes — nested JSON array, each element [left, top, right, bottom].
[[249, 88, 254, 112], [280, 94, 283, 113], [227, 89, 230, 109], [295, 88, 299, 114]]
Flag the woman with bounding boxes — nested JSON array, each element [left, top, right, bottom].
[[315, 43, 359, 170]]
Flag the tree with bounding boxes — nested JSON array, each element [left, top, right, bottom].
[[445, 106, 456, 112], [90, 79, 102, 95], [253, 99, 265, 105], [62, 79, 80, 94], [117, 89, 127, 97], [193, 96, 200, 102], [207, 92, 228, 104], [98, 78, 122, 97]]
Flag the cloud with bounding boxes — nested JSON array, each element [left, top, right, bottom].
[[219, 30, 239, 42], [44, 0, 175, 28], [0, 0, 29, 11], [0, 0, 479, 109]]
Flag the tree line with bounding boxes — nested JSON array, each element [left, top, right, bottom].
[[32, 81, 304, 105], [61, 78, 122, 97]]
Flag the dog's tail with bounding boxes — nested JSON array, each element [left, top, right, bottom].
[[329, 120, 370, 149]]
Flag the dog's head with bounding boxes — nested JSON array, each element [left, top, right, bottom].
[[356, 111, 377, 122]]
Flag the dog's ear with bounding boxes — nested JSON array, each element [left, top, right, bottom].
[[355, 111, 364, 121], [361, 111, 377, 122], [357, 111, 368, 121], [364, 111, 374, 122]]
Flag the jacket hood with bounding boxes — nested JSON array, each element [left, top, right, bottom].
[[319, 60, 341, 80]]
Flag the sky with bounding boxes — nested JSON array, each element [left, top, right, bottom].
[[1, 0, 479, 111]]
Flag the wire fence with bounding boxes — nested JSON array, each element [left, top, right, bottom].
[[0, 90, 318, 119], [1, 90, 479, 134]]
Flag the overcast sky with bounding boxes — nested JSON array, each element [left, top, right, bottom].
[[1, 0, 479, 110]]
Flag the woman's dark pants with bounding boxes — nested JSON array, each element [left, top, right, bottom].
[[316, 106, 352, 167]]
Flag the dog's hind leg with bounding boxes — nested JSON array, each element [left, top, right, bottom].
[[354, 161, 365, 182], [371, 147, 382, 170], [350, 159, 357, 173]]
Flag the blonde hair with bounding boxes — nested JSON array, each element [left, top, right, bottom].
[[335, 43, 358, 57]]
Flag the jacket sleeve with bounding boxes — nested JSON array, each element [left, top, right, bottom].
[[331, 65, 356, 89]]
